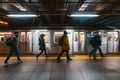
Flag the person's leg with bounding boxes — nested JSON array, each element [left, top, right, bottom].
[[44, 49, 48, 57], [93, 46, 98, 60], [4, 48, 13, 64], [57, 50, 64, 60], [36, 50, 43, 58], [98, 47, 104, 57], [89, 49, 94, 57], [65, 50, 72, 60], [89, 45, 94, 57], [15, 47, 21, 62]]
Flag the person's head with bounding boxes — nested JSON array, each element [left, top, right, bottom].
[[40, 34, 45, 38], [1, 37, 4, 41], [93, 31, 98, 36], [13, 31, 19, 37], [64, 31, 68, 35]]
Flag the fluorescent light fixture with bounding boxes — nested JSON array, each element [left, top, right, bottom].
[[13, 3, 27, 11], [7, 14, 37, 17], [79, 0, 93, 11], [81, 3, 89, 8], [69, 14, 99, 17]]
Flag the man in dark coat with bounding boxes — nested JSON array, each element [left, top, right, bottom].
[[89, 31, 104, 60], [36, 34, 47, 59], [4, 31, 22, 65]]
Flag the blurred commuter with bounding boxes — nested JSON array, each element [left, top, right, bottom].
[[89, 31, 104, 60], [36, 34, 47, 59], [4, 31, 22, 65], [57, 31, 72, 61]]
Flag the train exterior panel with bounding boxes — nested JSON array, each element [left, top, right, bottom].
[[0, 30, 119, 55]]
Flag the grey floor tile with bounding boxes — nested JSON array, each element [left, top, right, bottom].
[[17, 66, 37, 72], [30, 72, 50, 80], [50, 72, 65, 80], [102, 72, 120, 80], [0, 72, 13, 80], [35, 65, 52, 72], [66, 72, 84, 80], [8, 72, 32, 80], [82, 72, 107, 80]]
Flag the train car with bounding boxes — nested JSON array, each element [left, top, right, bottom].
[[0, 30, 119, 55]]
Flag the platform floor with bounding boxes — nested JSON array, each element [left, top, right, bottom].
[[0, 55, 120, 80]]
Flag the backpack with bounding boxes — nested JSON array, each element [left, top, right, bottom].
[[5, 36, 13, 46], [58, 37, 63, 46], [89, 36, 96, 45]]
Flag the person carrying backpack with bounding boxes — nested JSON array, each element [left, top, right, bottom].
[[89, 31, 104, 60], [4, 31, 22, 65], [58, 36, 63, 46], [57, 31, 72, 61]]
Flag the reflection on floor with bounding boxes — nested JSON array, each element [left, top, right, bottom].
[[0, 55, 120, 80]]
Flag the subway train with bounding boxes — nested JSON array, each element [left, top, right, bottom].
[[0, 29, 119, 55]]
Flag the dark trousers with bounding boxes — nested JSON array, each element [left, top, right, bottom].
[[57, 50, 71, 60], [36, 49, 47, 57], [4, 46, 21, 63], [89, 45, 103, 59]]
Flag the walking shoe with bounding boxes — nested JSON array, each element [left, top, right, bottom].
[[93, 57, 96, 60], [45, 55, 48, 57], [4, 62, 8, 65], [67, 58, 72, 61], [36, 55, 38, 59], [57, 59, 61, 62], [88, 54, 91, 58], [101, 55, 105, 57]]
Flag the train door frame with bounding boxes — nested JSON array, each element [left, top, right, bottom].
[[26, 31, 33, 54], [19, 31, 26, 54], [107, 31, 119, 54], [19, 31, 33, 54], [31, 30, 50, 54], [73, 30, 86, 55]]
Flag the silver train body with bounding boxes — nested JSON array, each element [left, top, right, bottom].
[[0, 30, 119, 55]]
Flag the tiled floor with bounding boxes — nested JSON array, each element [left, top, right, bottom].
[[0, 55, 120, 80]]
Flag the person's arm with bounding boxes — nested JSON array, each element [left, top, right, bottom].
[[63, 36, 68, 45], [12, 37, 17, 46]]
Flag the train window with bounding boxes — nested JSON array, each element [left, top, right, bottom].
[[74, 32, 78, 41], [0, 32, 12, 41], [113, 32, 118, 41], [20, 32, 26, 42], [80, 32, 84, 42], [27, 32, 32, 42], [54, 32, 63, 43], [108, 32, 112, 42]]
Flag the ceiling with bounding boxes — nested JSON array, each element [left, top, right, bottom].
[[0, 0, 120, 30]]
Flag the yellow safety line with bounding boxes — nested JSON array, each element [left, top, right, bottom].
[[0, 55, 120, 60]]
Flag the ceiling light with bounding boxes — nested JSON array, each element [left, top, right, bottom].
[[69, 14, 99, 17], [13, 3, 27, 11], [78, 0, 93, 11], [81, 3, 89, 8], [7, 14, 37, 17]]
